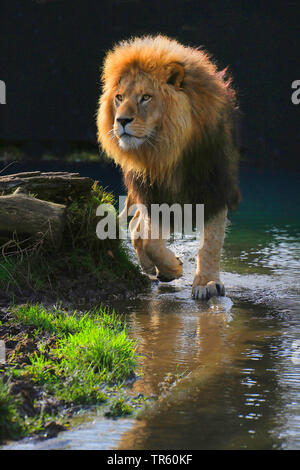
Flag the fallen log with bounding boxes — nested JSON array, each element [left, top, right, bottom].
[[0, 171, 94, 204], [0, 187, 66, 245]]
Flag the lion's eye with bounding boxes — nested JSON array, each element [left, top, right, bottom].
[[116, 94, 123, 102], [141, 94, 151, 102]]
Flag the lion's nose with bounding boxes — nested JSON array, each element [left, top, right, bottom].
[[117, 117, 133, 128]]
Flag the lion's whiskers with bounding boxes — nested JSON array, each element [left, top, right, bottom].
[[109, 133, 117, 142], [104, 128, 115, 136], [105, 128, 118, 142]]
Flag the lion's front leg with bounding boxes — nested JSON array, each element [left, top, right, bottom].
[[129, 212, 156, 275], [142, 214, 183, 281], [129, 210, 182, 281], [192, 208, 227, 300], [132, 237, 157, 276], [143, 238, 183, 282]]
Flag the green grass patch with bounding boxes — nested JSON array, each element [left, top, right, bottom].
[[0, 303, 139, 443], [104, 397, 133, 418], [12, 304, 137, 402]]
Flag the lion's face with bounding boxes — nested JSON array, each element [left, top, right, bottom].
[[113, 73, 163, 151]]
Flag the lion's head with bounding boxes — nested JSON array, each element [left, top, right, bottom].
[[97, 35, 235, 184]]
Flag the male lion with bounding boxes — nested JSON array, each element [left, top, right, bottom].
[[97, 35, 240, 300]]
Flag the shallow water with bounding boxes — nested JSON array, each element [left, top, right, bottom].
[[3, 168, 300, 450]]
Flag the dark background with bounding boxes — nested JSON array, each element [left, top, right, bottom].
[[0, 0, 299, 168]]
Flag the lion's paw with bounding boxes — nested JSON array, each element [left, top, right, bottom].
[[192, 280, 225, 300], [157, 257, 183, 282]]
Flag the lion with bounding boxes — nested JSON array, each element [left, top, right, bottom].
[[97, 35, 240, 299]]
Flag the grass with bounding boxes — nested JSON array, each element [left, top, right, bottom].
[[104, 397, 133, 418], [13, 304, 137, 398], [1, 303, 139, 441]]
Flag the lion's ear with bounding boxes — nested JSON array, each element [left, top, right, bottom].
[[165, 62, 184, 90]]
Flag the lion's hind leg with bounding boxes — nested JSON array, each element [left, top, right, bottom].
[[129, 210, 183, 281], [192, 209, 227, 300]]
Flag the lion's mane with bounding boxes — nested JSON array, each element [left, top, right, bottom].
[[97, 35, 240, 221]]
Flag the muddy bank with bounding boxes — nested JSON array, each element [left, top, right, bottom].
[[0, 266, 150, 310], [0, 267, 151, 444]]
